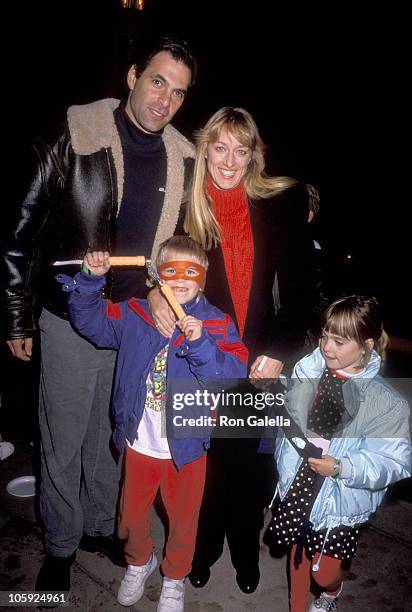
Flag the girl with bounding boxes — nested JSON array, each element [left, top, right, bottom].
[[271, 295, 411, 611]]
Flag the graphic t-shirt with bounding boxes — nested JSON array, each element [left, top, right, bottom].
[[129, 344, 171, 459]]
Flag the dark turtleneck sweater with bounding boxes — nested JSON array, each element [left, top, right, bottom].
[[111, 106, 167, 302]]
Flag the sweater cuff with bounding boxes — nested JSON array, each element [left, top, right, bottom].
[[55, 272, 106, 295], [187, 330, 208, 349], [177, 331, 211, 359], [339, 457, 353, 479]]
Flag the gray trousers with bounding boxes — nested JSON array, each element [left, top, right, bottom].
[[38, 308, 120, 557]]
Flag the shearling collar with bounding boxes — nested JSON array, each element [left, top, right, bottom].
[[67, 98, 194, 262], [67, 98, 194, 158]]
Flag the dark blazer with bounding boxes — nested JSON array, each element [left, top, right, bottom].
[[203, 184, 313, 367]]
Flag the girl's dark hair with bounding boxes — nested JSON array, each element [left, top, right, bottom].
[[322, 295, 389, 365], [132, 34, 197, 86]]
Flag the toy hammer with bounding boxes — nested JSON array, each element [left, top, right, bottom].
[[52, 256, 186, 320]]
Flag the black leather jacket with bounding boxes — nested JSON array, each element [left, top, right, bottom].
[[0, 99, 194, 340]]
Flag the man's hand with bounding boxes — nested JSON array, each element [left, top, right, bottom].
[[7, 338, 33, 361], [147, 285, 176, 338], [177, 315, 203, 341], [83, 251, 110, 276]]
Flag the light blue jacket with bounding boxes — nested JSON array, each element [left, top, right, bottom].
[[274, 348, 411, 530]]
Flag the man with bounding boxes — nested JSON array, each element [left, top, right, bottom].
[[0, 35, 196, 592]]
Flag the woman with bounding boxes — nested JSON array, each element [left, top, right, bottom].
[[152, 107, 314, 593]]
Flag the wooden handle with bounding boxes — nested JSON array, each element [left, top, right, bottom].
[[160, 283, 185, 320], [108, 256, 146, 267]]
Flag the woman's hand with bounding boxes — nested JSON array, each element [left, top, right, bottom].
[[249, 356, 284, 379], [308, 455, 339, 477], [147, 285, 176, 338], [83, 251, 110, 276], [177, 315, 203, 341], [249, 356, 284, 390]]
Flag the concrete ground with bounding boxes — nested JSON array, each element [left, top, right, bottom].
[[1, 436, 412, 612], [1, 349, 412, 611]]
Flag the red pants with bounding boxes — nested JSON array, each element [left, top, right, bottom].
[[118, 449, 206, 579], [289, 545, 343, 612]]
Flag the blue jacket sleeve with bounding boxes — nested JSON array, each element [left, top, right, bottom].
[[340, 397, 411, 490], [56, 272, 125, 349], [178, 320, 248, 379]]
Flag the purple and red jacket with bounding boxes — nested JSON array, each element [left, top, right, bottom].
[[58, 271, 248, 469]]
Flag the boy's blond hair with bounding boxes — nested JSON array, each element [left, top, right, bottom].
[[156, 236, 209, 270]]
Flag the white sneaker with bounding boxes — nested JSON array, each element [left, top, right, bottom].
[[157, 577, 185, 611], [308, 584, 342, 611], [117, 553, 157, 606]]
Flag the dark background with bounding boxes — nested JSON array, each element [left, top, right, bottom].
[[2, 0, 410, 438], [5, 0, 407, 334]]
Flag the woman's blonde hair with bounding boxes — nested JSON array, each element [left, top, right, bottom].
[[322, 295, 389, 368], [184, 107, 297, 249]]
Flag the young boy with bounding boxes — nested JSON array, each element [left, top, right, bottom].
[[57, 236, 247, 611]]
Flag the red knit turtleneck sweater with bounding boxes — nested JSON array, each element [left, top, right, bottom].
[[207, 176, 254, 337]]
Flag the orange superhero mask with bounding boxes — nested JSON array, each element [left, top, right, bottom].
[[158, 260, 206, 290]]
